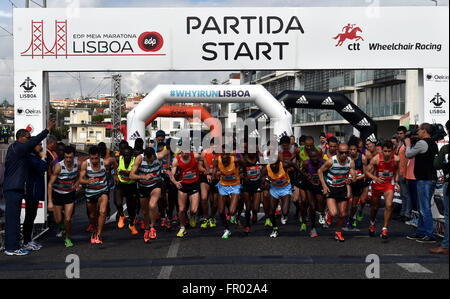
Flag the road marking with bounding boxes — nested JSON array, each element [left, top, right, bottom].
[[397, 263, 433, 273], [157, 238, 181, 279]]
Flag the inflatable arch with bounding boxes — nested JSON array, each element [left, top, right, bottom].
[[126, 85, 292, 147], [249, 90, 378, 142]]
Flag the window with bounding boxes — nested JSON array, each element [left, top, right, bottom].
[[173, 121, 181, 129]]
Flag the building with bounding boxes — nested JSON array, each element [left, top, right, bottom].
[[67, 109, 110, 150], [236, 69, 417, 142]]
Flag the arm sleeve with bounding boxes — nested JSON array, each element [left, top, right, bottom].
[[405, 140, 428, 158], [434, 145, 448, 170], [14, 129, 49, 158]]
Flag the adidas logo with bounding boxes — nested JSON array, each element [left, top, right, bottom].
[[342, 104, 355, 113], [296, 95, 309, 105], [367, 133, 377, 142], [321, 97, 334, 106], [130, 130, 141, 140], [357, 118, 371, 127]]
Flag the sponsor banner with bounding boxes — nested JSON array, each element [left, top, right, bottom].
[[400, 112, 411, 130], [20, 200, 46, 224], [423, 68, 449, 128], [13, 7, 448, 71], [14, 71, 45, 135]]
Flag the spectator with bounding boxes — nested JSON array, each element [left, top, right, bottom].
[[22, 142, 49, 251], [319, 132, 328, 152], [46, 135, 58, 176], [406, 123, 439, 243], [429, 120, 449, 255], [3, 119, 55, 256], [54, 142, 66, 165], [397, 126, 412, 222], [290, 135, 298, 149]]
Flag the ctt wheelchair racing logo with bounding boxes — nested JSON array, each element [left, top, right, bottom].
[[333, 24, 364, 51]]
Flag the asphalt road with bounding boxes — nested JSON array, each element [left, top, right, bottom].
[[0, 200, 448, 280]]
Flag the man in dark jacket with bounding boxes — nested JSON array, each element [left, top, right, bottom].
[[3, 119, 55, 256]]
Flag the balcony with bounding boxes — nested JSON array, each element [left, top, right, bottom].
[[329, 75, 355, 92], [355, 70, 406, 88]]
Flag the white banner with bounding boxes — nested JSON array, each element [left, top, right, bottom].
[[14, 71, 44, 135], [13, 7, 449, 71], [20, 199, 47, 224], [423, 68, 449, 146]]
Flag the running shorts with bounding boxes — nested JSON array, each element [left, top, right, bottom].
[[180, 182, 200, 196], [52, 191, 76, 206], [217, 183, 241, 197], [138, 183, 162, 198], [269, 184, 293, 200], [325, 186, 349, 202]]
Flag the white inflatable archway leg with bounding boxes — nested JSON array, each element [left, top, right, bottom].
[[127, 84, 292, 147]]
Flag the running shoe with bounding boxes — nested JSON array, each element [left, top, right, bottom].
[[85, 224, 94, 233], [129, 225, 139, 236], [94, 235, 103, 245], [64, 238, 74, 248], [356, 210, 364, 222], [318, 214, 325, 225], [176, 228, 187, 238], [166, 219, 172, 230], [416, 236, 437, 244], [406, 234, 423, 240], [208, 218, 217, 228], [189, 217, 197, 228], [275, 207, 281, 216], [369, 225, 376, 237], [229, 216, 237, 225], [351, 219, 358, 228], [29, 241, 42, 250], [281, 215, 288, 225], [161, 218, 167, 228], [270, 228, 279, 238], [380, 228, 389, 242], [244, 226, 251, 234], [226, 212, 231, 221], [90, 233, 96, 244], [140, 221, 146, 230], [264, 218, 273, 227], [23, 242, 40, 251], [4, 249, 29, 256], [334, 231, 345, 242], [310, 228, 319, 238], [56, 228, 65, 238], [117, 216, 126, 229], [221, 230, 231, 239], [150, 227, 157, 240], [200, 219, 209, 229], [144, 230, 151, 243], [300, 223, 307, 232]]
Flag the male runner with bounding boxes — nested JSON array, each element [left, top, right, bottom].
[[79, 146, 115, 245], [263, 158, 293, 238], [116, 146, 139, 235], [130, 147, 168, 243], [213, 145, 243, 239], [347, 138, 368, 230], [303, 148, 324, 237], [318, 143, 356, 242], [365, 140, 400, 241], [278, 136, 297, 225], [170, 150, 204, 238], [48, 146, 79, 247]]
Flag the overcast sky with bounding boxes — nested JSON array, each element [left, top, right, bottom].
[[0, 0, 448, 103]]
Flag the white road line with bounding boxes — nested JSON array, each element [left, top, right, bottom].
[[157, 238, 181, 279], [397, 263, 433, 273]]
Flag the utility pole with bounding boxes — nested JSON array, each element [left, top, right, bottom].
[[25, 0, 29, 8], [111, 74, 122, 152]]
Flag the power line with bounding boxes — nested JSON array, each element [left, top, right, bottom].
[[8, 0, 17, 8], [0, 25, 13, 36]]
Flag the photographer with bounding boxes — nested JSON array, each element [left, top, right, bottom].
[[405, 123, 438, 244], [429, 120, 449, 255]]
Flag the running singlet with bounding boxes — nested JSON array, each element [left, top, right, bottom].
[[245, 161, 262, 182], [353, 153, 364, 179], [267, 162, 290, 188], [177, 152, 200, 184], [204, 149, 218, 170], [85, 159, 108, 198], [325, 156, 351, 188], [372, 153, 396, 188], [138, 155, 163, 188], [279, 145, 296, 162], [118, 156, 136, 184], [305, 160, 323, 186], [218, 156, 240, 186], [298, 146, 322, 166], [53, 158, 79, 194]]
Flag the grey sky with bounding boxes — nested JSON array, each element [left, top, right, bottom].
[[0, 0, 448, 103]]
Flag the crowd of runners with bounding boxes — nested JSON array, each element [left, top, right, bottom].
[[4, 121, 448, 256]]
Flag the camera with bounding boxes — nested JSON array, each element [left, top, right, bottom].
[[431, 123, 447, 141]]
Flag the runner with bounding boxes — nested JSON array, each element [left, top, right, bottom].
[[318, 143, 356, 242], [365, 140, 400, 241], [79, 146, 114, 245], [130, 147, 168, 243], [113, 140, 131, 230], [263, 158, 294, 238], [47, 146, 79, 247], [347, 137, 368, 230], [116, 146, 139, 235], [213, 145, 243, 239], [170, 149, 204, 238], [278, 136, 297, 225], [163, 139, 177, 231], [302, 148, 324, 237], [199, 139, 219, 229], [241, 140, 264, 233], [323, 136, 339, 160]]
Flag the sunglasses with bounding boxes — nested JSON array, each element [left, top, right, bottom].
[[338, 151, 349, 155]]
